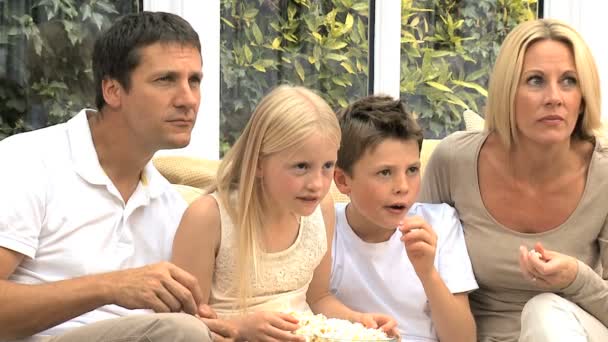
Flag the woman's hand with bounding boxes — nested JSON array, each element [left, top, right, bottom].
[[234, 311, 305, 342], [354, 312, 399, 338], [399, 216, 437, 279], [518, 242, 578, 290]]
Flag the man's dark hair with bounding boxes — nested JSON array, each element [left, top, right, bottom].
[[337, 95, 423, 174], [93, 11, 201, 110]]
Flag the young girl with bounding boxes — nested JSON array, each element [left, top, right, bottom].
[[172, 85, 397, 341]]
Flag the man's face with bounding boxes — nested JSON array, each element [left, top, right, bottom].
[[117, 42, 202, 151]]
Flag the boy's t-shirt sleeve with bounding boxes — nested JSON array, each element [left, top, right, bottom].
[[430, 203, 478, 294]]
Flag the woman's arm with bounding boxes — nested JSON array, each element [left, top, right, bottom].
[[552, 226, 608, 327]]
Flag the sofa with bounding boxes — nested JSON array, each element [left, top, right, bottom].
[[153, 110, 485, 204]]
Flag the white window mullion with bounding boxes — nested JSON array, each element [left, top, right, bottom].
[[373, 0, 402, 99], [544, 0, 608, 122], [145, 0, 221, 159]]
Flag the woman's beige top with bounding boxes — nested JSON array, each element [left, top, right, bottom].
[[208, 193, 327, 318], [419, 131, 608, 341]]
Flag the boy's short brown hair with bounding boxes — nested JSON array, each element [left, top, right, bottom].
[[337, 95, 422, 174]]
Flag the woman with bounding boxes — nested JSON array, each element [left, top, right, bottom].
[[420, 19, 608, 342]]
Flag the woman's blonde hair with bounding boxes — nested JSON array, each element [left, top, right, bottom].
[[486, 19, 601, 149], [215, 85, 340, 310]]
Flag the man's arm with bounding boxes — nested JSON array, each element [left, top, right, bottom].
[[0, 247, 110, 340], [0, 247, 204, 340]]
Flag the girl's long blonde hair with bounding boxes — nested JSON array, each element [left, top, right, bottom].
[[214, 85, 340, 310]]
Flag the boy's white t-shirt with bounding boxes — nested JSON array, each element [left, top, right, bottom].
[[330, 202, 478, 341]]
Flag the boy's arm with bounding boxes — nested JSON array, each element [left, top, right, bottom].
[[418, 272, 476, 342], [306, 196, 397, 335], [400, 209, 476, 342]]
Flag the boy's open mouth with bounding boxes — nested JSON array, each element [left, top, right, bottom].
[[387, 204, 407, 210]]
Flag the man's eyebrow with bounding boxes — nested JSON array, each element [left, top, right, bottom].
[[190, 71, 203, 79]]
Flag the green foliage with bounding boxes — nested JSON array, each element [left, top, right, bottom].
[[401, 0, 537, 137], [220, 0, 370, 154], [0, 0, 138, 140], [219, 0, 537, 147]]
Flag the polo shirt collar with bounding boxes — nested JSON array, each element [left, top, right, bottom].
[[141, 159, 171, 199], [67, 109, 170, 199]]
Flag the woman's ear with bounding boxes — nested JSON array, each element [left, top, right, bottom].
[[333, 167, 352, 195]]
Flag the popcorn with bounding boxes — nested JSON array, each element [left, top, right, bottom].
[[529, 249, 542, 259], [290, 311, 394, 341]]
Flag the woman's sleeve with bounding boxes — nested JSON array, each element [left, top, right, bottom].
[[419, 137, 455, 206], [560, 217, 608, 326]]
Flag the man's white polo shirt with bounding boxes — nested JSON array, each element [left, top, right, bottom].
[[0, 109, 188, 337]]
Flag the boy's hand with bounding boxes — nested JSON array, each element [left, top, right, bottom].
[[354, 312, 399, 338], [399, 216, 437, 278]]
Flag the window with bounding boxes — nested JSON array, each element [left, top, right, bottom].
[[399, 0, 540, 138], [0, 0, 140, 140], [219, 0, 370, 154]]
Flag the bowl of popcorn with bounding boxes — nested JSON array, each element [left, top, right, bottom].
[[291, 311, 398, 342]]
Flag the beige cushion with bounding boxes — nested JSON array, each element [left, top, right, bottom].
[[330, 182, 350, 203], [153, 156, 219, 190], [463, 109, 485, 131], [420, 139, 440, 175], [174, 184, 205, 204]]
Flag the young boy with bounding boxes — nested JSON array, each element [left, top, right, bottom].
[[331, 95, 478, 341]]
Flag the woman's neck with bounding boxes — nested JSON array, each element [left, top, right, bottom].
[[505, 136, 588, 186]]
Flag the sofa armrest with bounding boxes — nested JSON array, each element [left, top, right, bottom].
[[153, 156, 220, 190]]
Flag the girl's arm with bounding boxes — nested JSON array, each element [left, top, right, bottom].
[[306, 195, 397, 334], [172, 195, 304, 342], [172, 195, 242, 340], [306, 194, 354, 318], [172, 195, 221, 306]]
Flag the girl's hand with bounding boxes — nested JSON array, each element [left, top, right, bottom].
[[235, 311, 305, 342], [518, 242, 578, 290], [355, 312, 399, 338], [200, 318, 239, 341], [399, 216, 437, 279]]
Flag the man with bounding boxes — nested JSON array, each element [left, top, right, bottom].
[[0, 11, 231, 342]]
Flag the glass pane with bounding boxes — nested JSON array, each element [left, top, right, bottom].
[[400, 0, 539, 138], [0, 0, 140, 140], [220, 0, 370, 155]]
